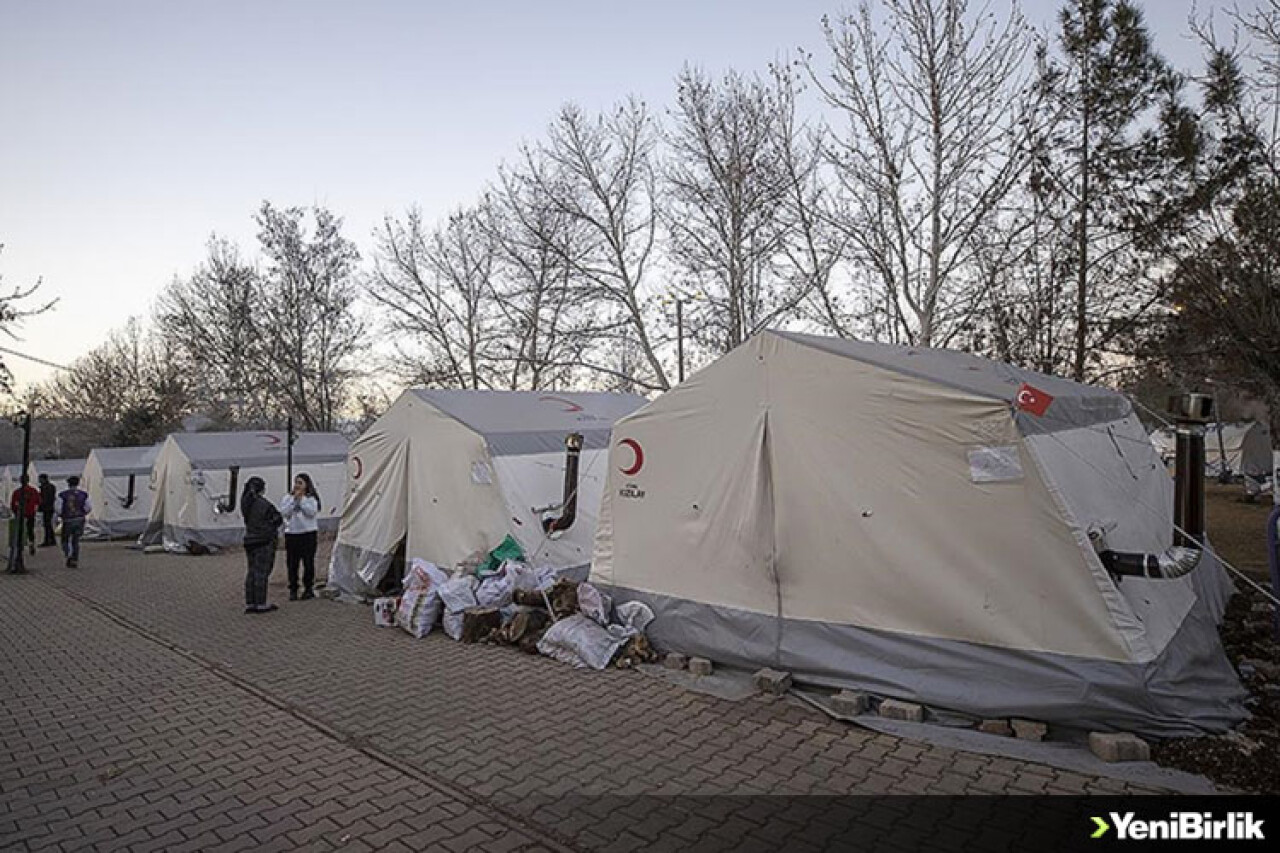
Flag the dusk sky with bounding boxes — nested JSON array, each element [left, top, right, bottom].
[[0, 0, 1249, 394]]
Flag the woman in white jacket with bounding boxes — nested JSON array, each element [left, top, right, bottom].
[[279, 473, 321, 600]]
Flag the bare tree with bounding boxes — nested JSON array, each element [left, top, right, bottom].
[[34, 318, 190, 444], [811, 0, 1038, 348], [483, 161, 597, 390], [155, 237, 272, 423], [255, 202, 367, 431], [368, 206, 500, 389], [664, 66, 818, 353], [523, 99, 673, 390], [0, 243, 57, 394]]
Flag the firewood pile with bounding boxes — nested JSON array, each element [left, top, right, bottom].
[[377, 557, 661, 671]]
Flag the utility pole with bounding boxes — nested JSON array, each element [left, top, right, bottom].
[[286, 416, 295, 489], [7, 411, 32, 574], [676, 298, 685, 384]]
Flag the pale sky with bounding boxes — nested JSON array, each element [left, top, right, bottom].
[[0, 0, 1246, 394]]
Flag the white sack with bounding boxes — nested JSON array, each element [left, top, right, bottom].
[[536, 614, 636, 670]]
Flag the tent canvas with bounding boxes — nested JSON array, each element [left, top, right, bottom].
[[1150, 421, 1273, 479], [83, 445, 162, 539], [0, 465, 20, 518], [591, 331, 1245, 736], [29, 458, 86, 483], [140, 431, 349, 550], [330, 389, 647, 597]]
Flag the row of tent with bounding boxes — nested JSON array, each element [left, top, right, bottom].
[[331, 331, 1250, 737], [2, 331, 1254, 736], [4, 433, 350, 547], [1149, 421, 1274, 480]]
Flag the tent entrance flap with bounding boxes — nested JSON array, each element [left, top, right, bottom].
[[759, 412, 782, 668]]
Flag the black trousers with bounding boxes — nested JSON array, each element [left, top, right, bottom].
[[244, 542, 276, 608], [285, 531, 318, 593], [40, 510, 56, 545]]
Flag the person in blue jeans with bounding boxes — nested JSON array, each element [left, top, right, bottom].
[[55, 476, 92, 568]]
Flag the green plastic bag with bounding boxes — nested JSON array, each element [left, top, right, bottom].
[[478, 534, 525, 576]]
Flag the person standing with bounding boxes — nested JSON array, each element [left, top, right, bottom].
[[37, 474, 57, 547], [279, 473, 321, 601], [241, 476, 283, 614], [54, 476, 91, 568], [10, 476, 40, 557]]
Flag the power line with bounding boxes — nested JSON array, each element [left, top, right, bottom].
[[0, 345, 69, 372]]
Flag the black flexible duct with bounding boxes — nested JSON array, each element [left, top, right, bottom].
[[1099, 546, 1202, 579]]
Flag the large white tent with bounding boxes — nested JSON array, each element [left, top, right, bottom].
[[83, 445, 162, 539], [329, 390, 647, 598], [140, 431, 349, 551], [1150, 421, 1273, 479], [591, 331, 1245, 736]]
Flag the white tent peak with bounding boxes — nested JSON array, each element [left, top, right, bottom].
[[408, 390, 648, 457], [772, 331, 1129, 432], [167, 431, 349, 469]]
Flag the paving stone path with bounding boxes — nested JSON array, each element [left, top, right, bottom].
[[1, 542, 1165, 851]]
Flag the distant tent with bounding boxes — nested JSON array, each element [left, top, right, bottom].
[[140, 431, 349, 551], [30, 458, 86, 484], [1149, 421, 1273, 479], [329, 390, 647, 598], [591, 331, 1245, 736], [0, 465, 19, 515], [83, 445, 162, 539]]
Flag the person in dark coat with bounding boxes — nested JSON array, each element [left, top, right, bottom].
[[55, 476, 92, 567], [241, 476, 283, 614], [37, 474, 57, 547]]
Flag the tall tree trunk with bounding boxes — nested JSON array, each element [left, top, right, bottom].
[[1073, 38, 1092, 383]]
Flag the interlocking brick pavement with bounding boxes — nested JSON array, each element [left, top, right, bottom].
[[2, 541, 1168, 851]]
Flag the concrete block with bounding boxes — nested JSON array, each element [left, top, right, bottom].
[[878, 699, 925, 723], [688, 657, 713, 676], [752, 668, 792, 695], [1088, 732, 1150, 763], [662, 652, 688, 671], [978, 719, 1012, 737], [1011, 719, 1048, 742], [830, 690, 869, 717]]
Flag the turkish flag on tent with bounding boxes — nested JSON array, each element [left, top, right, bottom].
[[1015, 383, 1054, 416]]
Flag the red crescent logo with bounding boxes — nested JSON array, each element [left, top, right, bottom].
[[351, 455, 363, 480], [618, 439, 644, 476], [260, 433, 282, 446], [539, 395, 584, 413]]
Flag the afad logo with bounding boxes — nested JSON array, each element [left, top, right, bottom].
[[1090, 812, 1265, 841], [616, 438, 645, 499]]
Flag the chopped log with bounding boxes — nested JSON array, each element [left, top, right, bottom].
[[492, 608, 549, 646], [613, 633, 658, 668], [518, 628, 546, 654], [512, 588, 549, 608], [547, 579, 579, 618], [460, 607, 502, 644], [511, 579, 579, 618]]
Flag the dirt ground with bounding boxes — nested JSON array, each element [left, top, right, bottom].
[[1204, 480, 1276, 579], [1151, 481, 1279, 793]]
